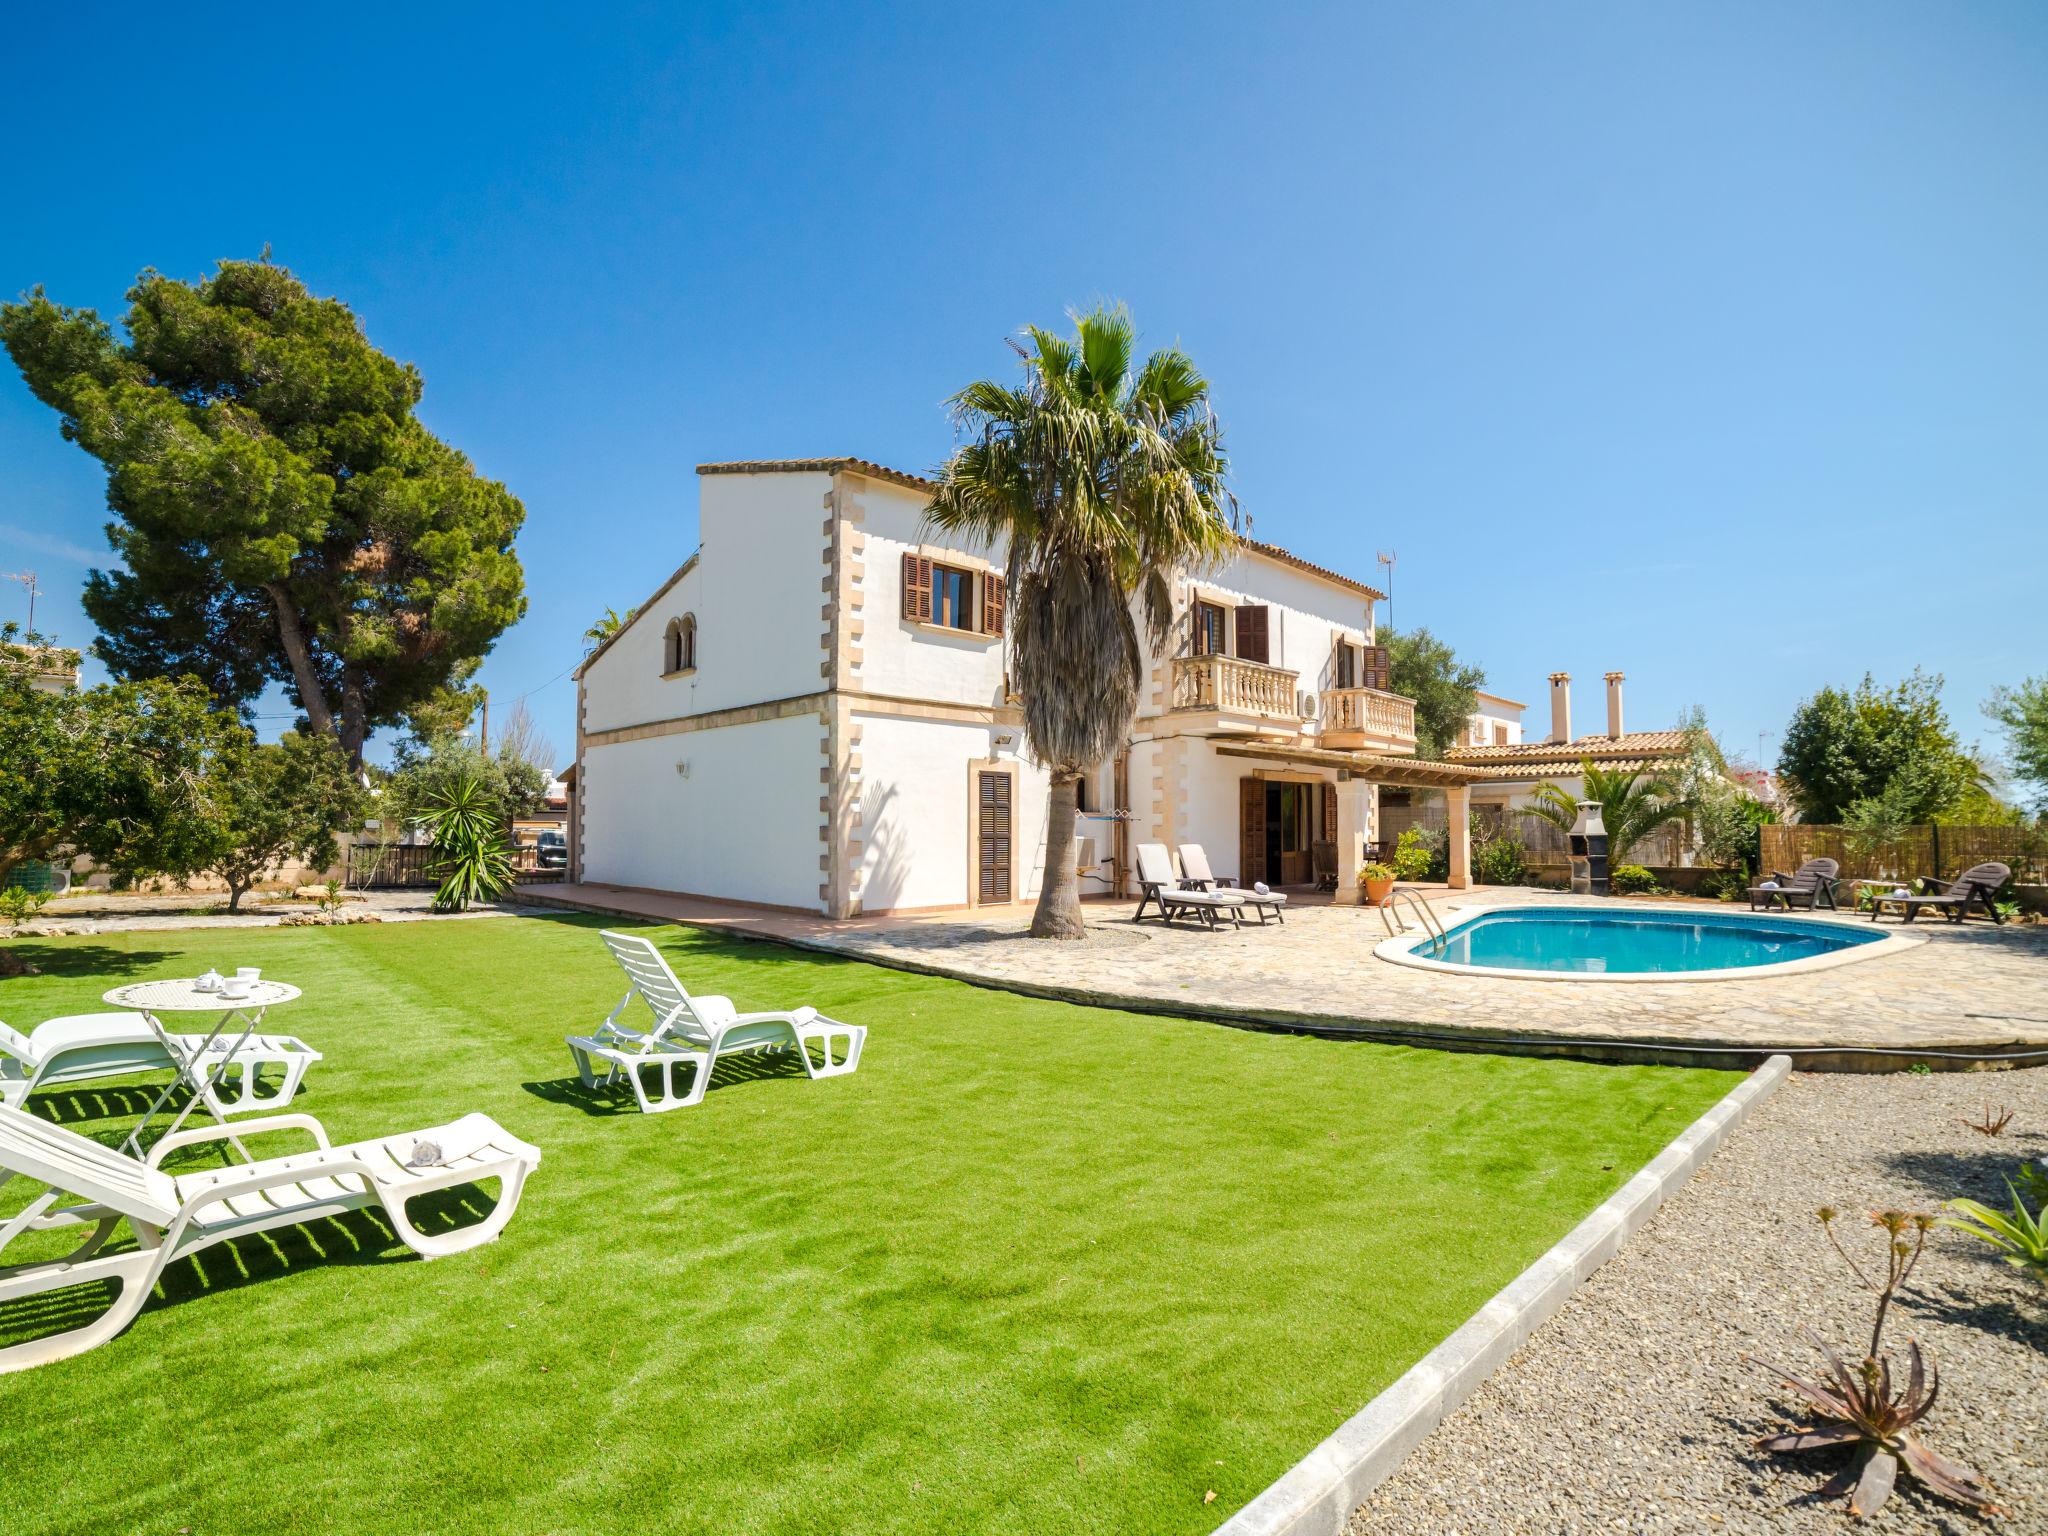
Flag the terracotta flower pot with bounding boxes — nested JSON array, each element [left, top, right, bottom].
[[1363, 877, 1394, 906]]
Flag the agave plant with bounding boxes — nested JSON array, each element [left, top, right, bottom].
[[1755, 1327, 1992, 1516], [1751, 1209, 1995, 1518], [1942, 1180, 2048, 1287], [422, 771, 515, 912]]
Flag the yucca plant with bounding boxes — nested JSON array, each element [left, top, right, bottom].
[[422, 771, 515, 912], [1943, 1180, 2048, 1287], [1518, 762, 1682, 869], [1751, 1208, 1995, 1518]]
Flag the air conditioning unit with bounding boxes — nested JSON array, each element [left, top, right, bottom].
[[1297, 689, 1319, 720]]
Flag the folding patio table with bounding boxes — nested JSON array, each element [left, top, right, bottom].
[[103, 976, 303, 1163]]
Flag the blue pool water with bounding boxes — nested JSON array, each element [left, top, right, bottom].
[[1417, 906, 1884, 975]]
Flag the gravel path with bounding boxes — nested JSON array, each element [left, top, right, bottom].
[[1353, 1068, 2048, 1534]]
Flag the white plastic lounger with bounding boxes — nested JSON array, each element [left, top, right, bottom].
[[0, 1104, 540, 1372], [0, 1013, 321, 1115], [1131, 843, 1247, 927], [566, 930, 866, 1114], [1177, 843, 1286, 923]]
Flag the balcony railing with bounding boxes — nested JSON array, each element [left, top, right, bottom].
[[1170, 654, 1301, 722], [1320, 686, 1417, 748]]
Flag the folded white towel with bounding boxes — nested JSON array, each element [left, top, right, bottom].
[[1253, 881, 1271, 895], [1759, 881, 1779, 890], [405, 1139, 445, 1168]]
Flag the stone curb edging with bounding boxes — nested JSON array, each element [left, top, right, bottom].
[[1209, 1053, 1794, 1536]]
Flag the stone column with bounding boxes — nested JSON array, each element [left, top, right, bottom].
[[1446, 783, 1472, 889], [1333, 777, 1374, 904]]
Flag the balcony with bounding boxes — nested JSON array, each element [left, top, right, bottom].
[[1319, 686, 1418, 754], [1169, 654, 1301, 727]]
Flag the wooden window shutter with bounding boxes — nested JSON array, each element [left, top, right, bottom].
[[1335, 641, 1356, 690], [1321, 783, 1338, 843], [1365, 644, 1390, 692], [902, 553, 932, 622], [982, 572, 1006, 636], [1236, 605, 1270, 664]]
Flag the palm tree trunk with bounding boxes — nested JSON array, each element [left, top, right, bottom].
[[1031, 772, 1086, 939]]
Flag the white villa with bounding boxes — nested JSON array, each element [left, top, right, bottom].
[[569, 458, 1490, 918]]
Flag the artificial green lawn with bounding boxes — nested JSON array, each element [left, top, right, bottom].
[[1, 914, 1735, 1535]]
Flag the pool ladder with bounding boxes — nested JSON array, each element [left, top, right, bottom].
[[1378, 890, 1448, 953]]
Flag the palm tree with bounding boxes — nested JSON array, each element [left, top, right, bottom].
[[1520, 761, 1683, 868], [583, 606, 636, 650], [925, 305, 1239, 938]]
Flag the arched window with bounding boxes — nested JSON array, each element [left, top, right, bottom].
[[665, 615, 697, 674]]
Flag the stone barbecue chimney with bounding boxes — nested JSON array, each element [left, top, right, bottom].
[[1604, 671, 1625, 739], [1548, 672, 1572, 744]]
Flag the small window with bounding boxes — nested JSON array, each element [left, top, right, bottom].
[[1193, 600, 1229, 657], [1075, 774, 1094, 814], [929, 563, 976, 631], [1335, 643, 1358, 690], [665, 615, 697, 674]]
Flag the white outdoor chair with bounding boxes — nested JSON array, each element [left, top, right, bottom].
[[1177, 843, 1286, 923], [566, 930, 866, 1114], [0, 1013, 322, 1115], [1131, 844, 1247, 928], [0, 1104, 541, 1373]]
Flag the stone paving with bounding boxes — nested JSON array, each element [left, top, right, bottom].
[[535, 885, 2048, 1066]]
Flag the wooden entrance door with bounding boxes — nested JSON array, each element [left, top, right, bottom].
[[1239, 778, 1266, 886], [977, 771, 1013, 903]]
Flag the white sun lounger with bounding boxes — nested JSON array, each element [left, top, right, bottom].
[[566, 930, 866, 1114], [0, 1012, 322, 1115], [1131, 843, 1247, 927], [1177, 843, 1286, 923], [0, 1104, 540, 1372]]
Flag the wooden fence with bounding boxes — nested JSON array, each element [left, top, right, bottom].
[[344, 843, 564, 889], [1382, 799, 1689, 869], [1759, 823, 2048, 887]]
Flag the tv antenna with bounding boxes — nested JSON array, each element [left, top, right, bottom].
[[1374, 550, 1396, 636], [2, 570, 41, 633]]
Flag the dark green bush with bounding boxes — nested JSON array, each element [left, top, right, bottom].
[[1609, 863, 1658, 895]]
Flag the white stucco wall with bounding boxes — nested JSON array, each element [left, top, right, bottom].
[[581, 470, 833, 735], [579, 711, 826, 909], [855, 709, 1051, 911], [848, 474, 1011, 709]]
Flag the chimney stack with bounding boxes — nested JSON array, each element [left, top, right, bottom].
[[1548, 672, 1572, 744], [1605, 671, 1625, 739]]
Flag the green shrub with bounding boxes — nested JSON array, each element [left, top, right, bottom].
[[1609, 864, 1658, 895], [1390, 828, 1436, 882], [1473, 832, 1528, 886]]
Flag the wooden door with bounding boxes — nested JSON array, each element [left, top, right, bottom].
[[1239, 778, 1266, 886], [977, 772, 1013, 903]]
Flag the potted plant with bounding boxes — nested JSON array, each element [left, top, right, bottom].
[[1359, 862, 1396, 906]]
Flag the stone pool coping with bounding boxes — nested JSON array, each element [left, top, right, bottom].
[[1372, 902, 1924, 983], [1209, 1054, 1794, 1536], [523, 885, 2048, 1070]]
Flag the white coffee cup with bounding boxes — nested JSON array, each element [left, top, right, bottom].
[[236, 967, 261, 983]]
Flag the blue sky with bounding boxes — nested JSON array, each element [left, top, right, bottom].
[[4, 3, 2044, 781]]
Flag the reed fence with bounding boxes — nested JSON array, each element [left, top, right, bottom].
[[1759, 823, 2047, 887]]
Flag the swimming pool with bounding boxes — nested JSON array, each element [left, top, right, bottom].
[[1380, 905, 1893, 981]]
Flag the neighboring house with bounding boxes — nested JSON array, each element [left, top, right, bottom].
[[2, 642, 81, 693], [571, 457, 1492, 917], [1460, 690, 1526, 750]]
